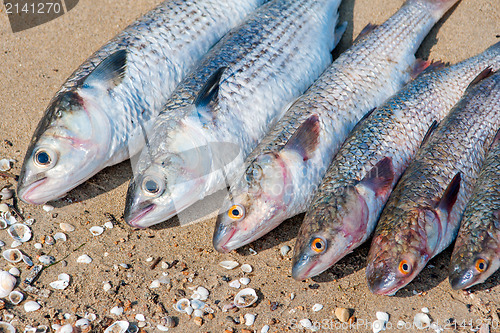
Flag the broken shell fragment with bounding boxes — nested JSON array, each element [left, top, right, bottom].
[[59, 223, 75, 232], [174, 298, 191, 313], [8, 290, 23, 304], [8, 223, 32, 242], [110, 306, 123, 316], [240, 277, 250, 285], [244, 313, 256, 326], [0, 271, 16, 297], [89, 226, 104, 236], [38, 255, 56, 265], [53, 233, 67, 242], [3, 249, 23, 263], [413, 313, 431, 329], [0, 159, 12, 172], [0, 217, 7, 229], [0, 188, 14, 200], [234, 288, 258, 308], [219, 260, 239, 270], [8, 267, 19, 277], [77, 255, 92, 263], [190, 299, 205, 310], [24, 300, 41, 312], [0, 321, 15, 333], [104, 321, 129, 333]]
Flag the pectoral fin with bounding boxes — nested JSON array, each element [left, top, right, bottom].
[[436, 172, 461, 220], [83, 49, 127, 90], [358, 157, 394, 197], [283, 114, 321, 161], [194, 67, 226, 124]]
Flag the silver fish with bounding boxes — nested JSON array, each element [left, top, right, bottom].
[[366, 70, 500, 296], [449, 130, 500, 290], [123, 0, 345, 228], [213, 0, 458, 253], [17, 0, 267, 204], [292, 42, 500, 281]]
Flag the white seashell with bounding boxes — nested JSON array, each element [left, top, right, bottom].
[[156, 325, 170, 332], [59, 223, 75, 232], [7, 214, 16, 225], [39, 255, 56, 265], [0, 159, 12, 171], [54, 232, 67, 241], [8, 223, 32, 242], [22, 254, 33, 266], [24, 325, 37, 333], [3, 249, 22, 263], [24, 300, 41, 312], [84, 313, 96, 321], [0, 271, 16, 297], [413, 313, 431, 329], [0, 188, 14, 200], [8, 290, 23, 304], [184, 306, 194, 316], [56, 324, 73, 333], [372, 319, 386, 333], [196, 286, 209, 300], [245, 313, 256, 326], [24, 218, 35, 226], [42, 205, 54, 212], [135, 314, 145, 322], [34, 243, 42, 249], [312, 304, 323, 312], [0, 321, 15, 333], [261, 324, 270, 333], [11, 240, 21, 248], [8, 267, 20, 277], [280, 245, 291, 256], [229, 280, 241, 288], [104, 321, 129, 333], [49, 279, 69, 290], [240, 277, 250, 285], [149, 280, 160, 289], [193, 309, 203, 317], [219, 260, 239, 270], [89, 226, 104, 236], [0, 241, 4, 247], [75, 318, 90, 328], [376, 311, 390, 323], [300, 319, 312, 329], [57, 273, 70, 282], [0, 204, 9, 213], [241, 264, 253, 273], [104, 221, 114, 229], [234, 288, 258, 308], [77, 254, 92, 263], [158, 276, 170, 284], [110, 306, 123, 316], [421, 307, 429, 313], [174, 298, 191, 312], [0, 217, 7, 229], [45, 235, 55, 245], [190, 299, 205, 310]]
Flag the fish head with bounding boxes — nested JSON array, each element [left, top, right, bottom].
[[213, 152, 290, 252], [18, 90, 109, 204], [449, 226, 500, 290], [366, 208, 437, 295], [292, 185, 370, 280], [124, 119, 214, 228]]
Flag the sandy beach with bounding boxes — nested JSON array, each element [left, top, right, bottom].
[[0, 0, 499, 331]]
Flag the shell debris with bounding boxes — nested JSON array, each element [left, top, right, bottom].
[[24, 300, 41, 312], [219, 260, 239, 270], [89, 226, 104, 236], [229, 280, 241, 288], [8, 290, 23, 305], [3, 249, 23, 263], [234, 288, 258, 308], [77, 254, 92, 264], [280, 245, 291, 256], [413, 313, 431, 329], [8, 223, 32, 242], [110, 306, 124, 316], [0, 159, 12, 171]]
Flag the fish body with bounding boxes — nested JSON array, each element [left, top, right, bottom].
[[17, 0, 267, 204], [292, 43, 500, 280], [213, 0, 459, 253], [124, 0, 344, 228], [449, 130, 500, 290], [366, 70, 500, 296]]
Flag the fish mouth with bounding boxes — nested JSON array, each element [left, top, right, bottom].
[[125, 204, 156, 229], [365, 263, 400, 296], [291, 256, 318, 281], [18, 177, 48, 205], [449, 269, 475, 290], [212, 220, 237, 253]]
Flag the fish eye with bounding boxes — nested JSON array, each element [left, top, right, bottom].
[[228, 204, 245, 220], [142, 176, 164, 197], [311, 237, 326, 253], [398, 260, 411, 275], [33, 148, 56, 168], [475, 258, 487, 273]]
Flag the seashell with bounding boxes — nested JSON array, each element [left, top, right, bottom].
[[77, 254, 92, 263], [135, 314, 145, 322], [0, 159, 12, 172], [190, 299, 205, 310], [421, 307, 429, 313], [193, 309, 203, 317], [3, 249, 22, 263], [6, 214, 16, 225], [84, 313, 96, 321], [240, 277, 250, 285], [261, 325, 270, 333], [156, 325, 170, 332], [0, 217, 7, 229], [372, 319, 386, 333], [196, 286, 209, 300], [184, 306, 193, 316], [11, 240, 21, 248], [103, 282, 112, 292], [23, 325, 37, 333], [38, 255, 56, 265], [8, 267, 20, 277], [376, 311, 389, 323], [234, 288, 258, 308], [57, 273, 70, 282], [149, 280, 160, 289], [104, 321, 129, 333], [8, 290, 23, 304], [126, 324, 139, 333], [104, 221, 114, 229], [300, 319, 312, 329], [45, 235, 55, 246], [244, 313, 256, 326], [219, 260, 239, 270], [174, 298, 191, 313], [49, 280, 69, 290], [34, 243, 42, 249], [22, 254, 33, 266], [0, 204, 9, 213], [413, 313, 431, 329], [241, 264, 253, 273], [0, 241, 4, 247], [54, 232, 67, 242], [160, 316, 176, 328], [89, 226, 104, 236], [24, 218, 35, 226], [110, 306, 123, 316], [229, 280, 241, 288], [24, 300, 41, 312], [312, 303, 323, 312], [0, 321, 15, 333], [0, 271, 16, 297], [8, 223, 32, 242], [75, 318, 91, 332], [59, 223, 75, 232], [42, 205, 54, 212], [36, 325, 48, 333], [0, 188, 14, 200], [280, 245, 291, 256]]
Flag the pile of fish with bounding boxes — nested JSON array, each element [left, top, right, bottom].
[[14, 0, 500, 295]]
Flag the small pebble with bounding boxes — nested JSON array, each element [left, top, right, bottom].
[[193, 317, 203, 326], [280, 245, 291, 256], [8, 267, 20, 277], [135, 314, 145, 322], [104, 221, 113, 229], [103, 282, 112, 292], [0, 159, 11, 172], [240, 277, 250, 285], [42, 205, 54, 212], [60, 223, 75, 232], [241, 264, 253, 273], [335, 308, 350, 323]]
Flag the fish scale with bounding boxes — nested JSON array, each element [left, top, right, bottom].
[[366, 70, 500, 296], [213, 0, 459, 254], [17, 0, 267, 205], [124, 0, 343, 228]]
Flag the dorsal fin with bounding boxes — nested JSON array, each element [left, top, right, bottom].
[[83, 49, 127, 90], [420, 120, 439, 148], [350, 107, 377, 134], [489, 127, 500, 149], [283, 114, 321, 161], [358, 157, 394, 197], [468, 67, 494, 88], [436, 173, 461, 217], [194, 67, 226, 108], [333, 21, 348, 48], [353, 23, 378, 43]]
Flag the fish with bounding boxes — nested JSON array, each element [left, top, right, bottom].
[[449, 131, 500, 290], [292, 42, 500, 281], [213, 0, 459, 253], [16, 0, 268, 204], [123, 0, 345, 228], [365, 70, 500, 296]]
